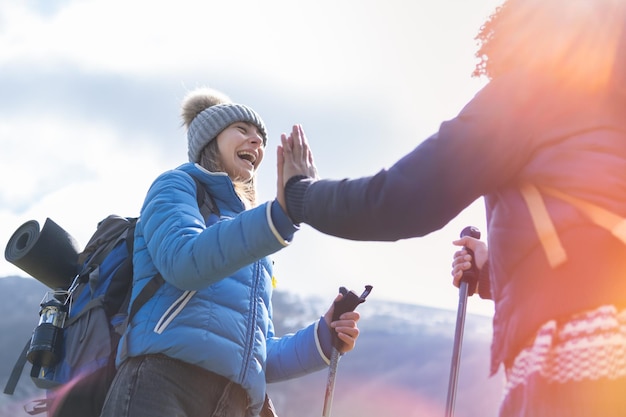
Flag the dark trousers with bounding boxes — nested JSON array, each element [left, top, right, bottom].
[[100, 354, 248, 417]]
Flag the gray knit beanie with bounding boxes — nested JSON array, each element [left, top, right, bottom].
[[183, 88, 268, 163]]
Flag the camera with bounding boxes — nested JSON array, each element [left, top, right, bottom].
[[27, 293, 68, 368]]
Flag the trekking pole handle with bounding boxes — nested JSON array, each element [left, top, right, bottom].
[[331, 285, 372, 349], [445, 226, 481, 417], [322, 285, 372, 417], [459, 226, 481, 296]]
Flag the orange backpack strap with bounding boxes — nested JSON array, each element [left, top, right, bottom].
[[520, 182, 626, 268], [520, 183, 567, 268]]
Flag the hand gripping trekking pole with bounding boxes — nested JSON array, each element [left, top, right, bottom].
[[445, 226, 481, 417], [322, 285, 372, 417]]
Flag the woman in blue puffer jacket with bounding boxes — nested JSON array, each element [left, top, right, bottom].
[[100, 88, 361, 417]]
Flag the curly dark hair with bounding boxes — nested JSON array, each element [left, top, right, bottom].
[[472, 0, 626, 92]]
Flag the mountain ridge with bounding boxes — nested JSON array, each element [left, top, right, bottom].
[[0, 276, 503, 417]]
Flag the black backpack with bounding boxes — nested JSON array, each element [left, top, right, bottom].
[[4, 176, 216, 417]]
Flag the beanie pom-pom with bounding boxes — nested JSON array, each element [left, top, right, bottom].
[[181, 88, 232, 129]]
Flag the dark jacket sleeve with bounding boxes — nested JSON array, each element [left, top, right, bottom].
[[285, 76, 537, 241]]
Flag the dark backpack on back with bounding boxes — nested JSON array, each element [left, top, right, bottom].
[[4, 176, 216, 417]]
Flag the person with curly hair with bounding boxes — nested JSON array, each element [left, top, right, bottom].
[[278, 1, 626, 415]]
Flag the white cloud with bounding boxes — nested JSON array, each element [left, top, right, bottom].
[[0, 0, 502, 316]]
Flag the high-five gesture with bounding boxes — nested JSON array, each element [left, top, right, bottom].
[[278, 124, 319, 190]]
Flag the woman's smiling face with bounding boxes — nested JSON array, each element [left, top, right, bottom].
[[216, 121, 265, 181]]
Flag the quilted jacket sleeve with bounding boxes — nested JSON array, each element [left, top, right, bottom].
[[139, 170, 296, 290]]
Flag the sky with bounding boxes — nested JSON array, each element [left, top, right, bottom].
[[0, 0, 503, 317]]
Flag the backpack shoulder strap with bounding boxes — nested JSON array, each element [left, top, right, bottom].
[[190, 175, 219, 220], [520, 182, 626, 268], [540, 185, 626, 242], [127, 175, 217, 324], [520, 183, 568, 268], [127, 273, 165, 324]]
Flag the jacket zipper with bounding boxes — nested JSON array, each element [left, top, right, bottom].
[[240, 262, 261, 381]]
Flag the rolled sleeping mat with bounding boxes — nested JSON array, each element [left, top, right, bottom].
[[5, 218, 81, 290]]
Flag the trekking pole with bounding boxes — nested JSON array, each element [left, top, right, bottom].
[[445, 226, 481, 417], [322, 285, 372, 417]]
